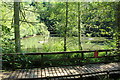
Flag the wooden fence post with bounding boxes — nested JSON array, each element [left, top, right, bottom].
[[12, 55, 15, 71], [81, 52, 84, 65], [41, 54, 43, 78]]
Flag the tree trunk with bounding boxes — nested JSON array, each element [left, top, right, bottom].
[[116, 2, 120, 52], [14, 1, 21, 53], [64, 2, 68, 51], [78, 2, 82, 50]]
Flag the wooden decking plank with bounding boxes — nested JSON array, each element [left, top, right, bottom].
[[32, 68, 38, 78], [84, 65, 100, 77], [64, 66, 73, 75], [62, 66, 76, 79], [78, 66, 86, 74], [69, 66, 80, 78], [93, 65, 109, 76], [44, 68, 47, 78], [41, 68, 46, 78], [87, 65, 96, 73], [53, 67, 59, 76], [3, 71, 10, 79], [72, 66, 82, 74], [44, 67, 49, 77], [50, 67, 56, 77], [21, 69, 26, 78], [68, 66, 78, 79], [61, 66, 72, 79], [56, 66, 67, 80], [16, 69, 24, 79], [81, 66, 95, 77], [2, 62, 120, 80], [92, 65, 105, 73], [14, 69, 22, 79], [47, 67, 52, 78], [55, 67, 62, 76], [2, 71, 11, 79], [48, 67, 54, 77], [57, 67, 65, 76], [10, 70, 23, 79], [38, 68, 42, 78], [7, 70, 15, 79], [29, 68, 34, 78], [74, 66, 84, 75], [60, 66, 69, 75], [40, 68, 43, 78], [71, 66, 81, 78], [52, 67, 60, 80], [23, 69, 29, 79], [24, 69, 30, 78], [69, 66, 79, 74], [37, 68, 39, 78], [48, 67, 58, 78]]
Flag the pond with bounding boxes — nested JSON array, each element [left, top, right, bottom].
[[21, 35, 115, 52]]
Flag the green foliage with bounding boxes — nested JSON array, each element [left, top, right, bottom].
[[1, 2, 119, 71], [1, 25, 15, 53]]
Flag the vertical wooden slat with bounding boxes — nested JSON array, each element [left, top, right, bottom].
[[59, 67, 68, 79], [37, 68, 39, 78], [8, 70, 16, 79], [68, 66, 78, 78], [16, 69, 23, 79], [53, 67, 59, 77], [38, 68, 41, 78], [44, 68, 46, 78], [50, 67, 55, 77], [2, 71, 11, 79], [46, 67, 50, 79], [25, 69, 29, 78], [22, 69, 27, 79], [55, 67, 62, 76]]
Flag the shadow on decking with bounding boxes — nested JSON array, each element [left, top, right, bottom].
[[1, 62, 120, 80]]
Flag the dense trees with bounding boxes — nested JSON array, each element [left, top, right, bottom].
[[1, 1, 119, 52]]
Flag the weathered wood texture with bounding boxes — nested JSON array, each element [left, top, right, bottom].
[[2, 49, 115, 55], [2, 49, 120, 79], [1, 62, 120, 80]]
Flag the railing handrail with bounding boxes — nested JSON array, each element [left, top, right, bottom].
[[2, 49, 115, 55]]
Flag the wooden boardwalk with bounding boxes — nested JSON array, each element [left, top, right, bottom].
[[1, 62, 120, 80]]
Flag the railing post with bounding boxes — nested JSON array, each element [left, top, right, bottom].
[[41, 54, 43, 68], [12, 54, 15, 71], [80, 74, 83, 80], [107, 71, 109, 79], [41, 54, 43, 78], [81, 52, 84, 59], [81, 52, 84, 65], [106, 51, 108, 56]]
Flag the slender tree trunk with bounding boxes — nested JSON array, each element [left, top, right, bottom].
[[14, 1, 21, 53], [115, 2, 120, 52], [78, 2, 82, 50], [64, 2, 68, 51]]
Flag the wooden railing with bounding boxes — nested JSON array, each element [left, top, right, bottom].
[[2, 49, 120, 70]]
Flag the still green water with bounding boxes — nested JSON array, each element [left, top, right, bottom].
[[21, 35, 114, 52]]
